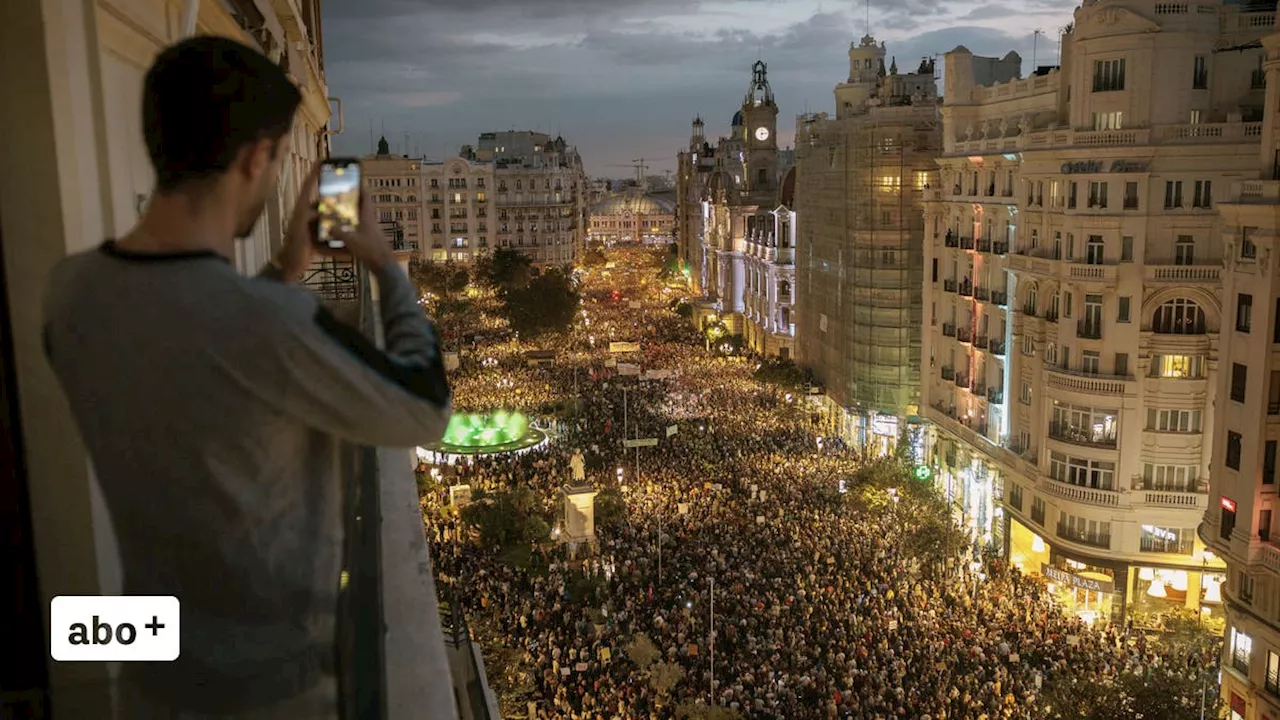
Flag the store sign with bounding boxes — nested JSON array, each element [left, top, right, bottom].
[[1060, 159, 1150, 174], [871, 413, 898, 436], [1142, 524, 1177, 542], [1042, 564, 1114, 594]]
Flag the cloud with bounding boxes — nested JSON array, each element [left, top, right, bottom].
[[321, 1, 1075, 175]]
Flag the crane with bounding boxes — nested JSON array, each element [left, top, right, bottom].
[[604, 158, 651, 189]]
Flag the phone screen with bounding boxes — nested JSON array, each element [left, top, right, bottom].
[[317, 160, 361, 249]]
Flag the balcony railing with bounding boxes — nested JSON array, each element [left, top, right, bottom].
[[943, 279, 957, 293], [960, 236, 975, 250], [974, 334, 989, 349], [941, 323, 957, 338], [941, 365, 956, 381], [1056, 523, 1113, 548], [974, 287, 990, 302], [1139, 535, 1196, 555], [989, 339, 1007, 356], [1143, 264, 1221, 284], [334, 277, 493, 720], [1048, 421, 1118, 449], [991, 290, 1009, 307], [955, 372, 971, 389], [992, 241, 1010, 255], [987, 387, 1004, 404], [973, 382, 988, 398], [957, 327, 973, 343], [944, 232, 959, 248], [977, 238, 992, 253], [958, 282, 973, 297]]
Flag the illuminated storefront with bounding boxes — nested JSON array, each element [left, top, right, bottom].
[[1007, 516, 1226, 626]]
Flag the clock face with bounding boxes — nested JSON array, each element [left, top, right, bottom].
[[755, 126, 770, 141]]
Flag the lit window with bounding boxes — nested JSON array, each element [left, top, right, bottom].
[[879, 175, 902, 192], [913, 171, 930, 189], [1156, 354, 1203, 379]]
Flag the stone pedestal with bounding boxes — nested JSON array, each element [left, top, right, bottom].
[[561, 484, 599, 555]]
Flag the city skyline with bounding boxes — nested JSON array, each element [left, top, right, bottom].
[[323, 0, 1077, 175]]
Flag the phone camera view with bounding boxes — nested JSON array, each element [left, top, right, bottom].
[[317, 161, 361, 249]]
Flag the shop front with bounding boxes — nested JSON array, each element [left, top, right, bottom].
[[1008, 518, 1125, 625], [1128, 560, 1225, 634], [933, 451, 1002, 551]]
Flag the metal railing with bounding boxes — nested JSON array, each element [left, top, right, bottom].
[[339, 268, 386, 720], [1056, 523, 1111, 549], [989, 339, 1006, 356], [1048, 421, 1118, 449]]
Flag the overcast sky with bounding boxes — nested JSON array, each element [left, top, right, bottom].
[[322, 0, 1077, 177]]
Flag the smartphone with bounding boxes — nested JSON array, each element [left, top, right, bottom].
[[317, 158, 362, 249]]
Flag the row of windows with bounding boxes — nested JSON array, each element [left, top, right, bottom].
[[1091, 55, 1215, 93], [1025, 179, 1212, 210]]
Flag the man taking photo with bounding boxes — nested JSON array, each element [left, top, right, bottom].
[[42, 35, 451, 718]]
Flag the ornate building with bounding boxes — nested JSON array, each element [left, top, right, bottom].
[[587, 187, 676, 245], [1209, 5, 1280, 719], [364, 131, 587, 264], [923, 0, 1275, 633], [795, 36, 939, 453], [675, 61, 793, 356]]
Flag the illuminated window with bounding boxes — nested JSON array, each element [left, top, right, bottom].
[[1231, 627, 1253, 673], [477, 192, 486, 202], [913, 171, 929, 189], [1154, 354, 1204, 379], [879, 175, 901, 192], [452, 193, 463, 203]]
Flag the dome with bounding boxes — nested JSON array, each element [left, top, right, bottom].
[[732, 110, 744, 127], [590, 189, 677, 217]]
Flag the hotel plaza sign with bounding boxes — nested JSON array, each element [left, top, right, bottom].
[[1060, 160, 1150, 174], [1042, 564, 1115, 594]]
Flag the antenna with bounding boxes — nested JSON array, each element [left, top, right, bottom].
[[1032, 28, 1044, 72], [866, 0, 871, 37]]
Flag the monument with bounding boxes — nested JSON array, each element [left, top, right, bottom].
[[561, 483, 599, 556]]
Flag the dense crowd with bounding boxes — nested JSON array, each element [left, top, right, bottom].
[[422, 248, 1215, 719]]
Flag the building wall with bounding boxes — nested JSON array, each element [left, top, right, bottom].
[[0, 0, 329, 715], [923, 0, 1278, 630], [1210, 8, 1280, 720], [365, 144, 586, 265]]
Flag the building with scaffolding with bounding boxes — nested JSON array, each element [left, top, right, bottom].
[[794, 36, 939, 454]]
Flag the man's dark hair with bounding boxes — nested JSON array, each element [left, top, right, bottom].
[[142, 36, 302, 192]]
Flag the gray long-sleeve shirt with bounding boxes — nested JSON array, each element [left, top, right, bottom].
[[42, 241, 451, 713]]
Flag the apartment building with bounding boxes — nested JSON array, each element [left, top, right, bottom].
[[741, 169, 798, 358], [924, 0, 1275, 628], [365, 131, 587, 265], [1209, 8, 1280, 719], [794, 36, 939, 452]]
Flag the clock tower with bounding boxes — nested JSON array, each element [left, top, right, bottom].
[[740, 60, 778, 197]]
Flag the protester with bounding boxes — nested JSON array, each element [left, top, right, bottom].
[[425, 247, 1210, 720]]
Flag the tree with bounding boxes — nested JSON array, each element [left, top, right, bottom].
[[582, 240, 607, 267], [459, 487, 552, 550], [594, 487, 627, 529], [503, 267, 580, 336], [649, 661, 685, 696], [625, 633, 660, 671], [753, 357, 808, 390], [1038, 668, 1223, 720], [478, 247, 533, 291], [409, 259, 469, 298]]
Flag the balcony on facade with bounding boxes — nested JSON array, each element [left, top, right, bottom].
[[1076, 319, 1103, 340], [1143, 263, 1222, 284], [1047, 420, 1118, 450], [1056, 521, 1112, 550], [332, 280, 497, 720], [1017, 122, 1262, 153], [1045, 366, 1133, 397], [988, 339, 1007, 357]]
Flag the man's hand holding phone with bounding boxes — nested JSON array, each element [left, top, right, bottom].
[[274, 161, 396, 278]]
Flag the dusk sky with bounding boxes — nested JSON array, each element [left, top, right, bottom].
[[323, 0, 1078, 177]]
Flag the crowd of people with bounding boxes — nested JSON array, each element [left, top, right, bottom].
[[421, 247, 1217, 719]]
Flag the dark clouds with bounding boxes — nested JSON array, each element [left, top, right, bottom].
[[322, 0, 1078, 174]]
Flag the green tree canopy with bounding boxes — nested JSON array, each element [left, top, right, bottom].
[[409, 259, 470, 298], [504, 267, 580, 336], [478, 247, 534, 291]]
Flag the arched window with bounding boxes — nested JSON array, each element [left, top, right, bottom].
[[1152, 299, 1206, 334], [1024, 285, 1038, 316], [778, 280, 791, 301]]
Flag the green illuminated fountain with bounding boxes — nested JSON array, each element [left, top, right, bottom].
[[426, 410, 546, 456]]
